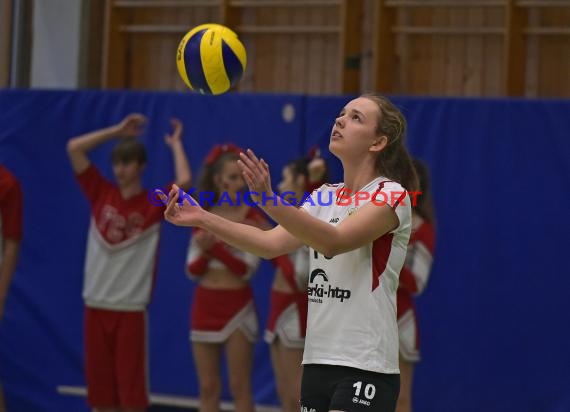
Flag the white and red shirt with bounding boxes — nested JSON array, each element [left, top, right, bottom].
[[0, 165, 23, 263], [301, 177, 411, 374], [76, 165, 166, 311], [397, 216, 435, 318]]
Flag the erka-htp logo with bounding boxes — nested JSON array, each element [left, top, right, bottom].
[[309, 268, 328, 283], [307, 268, 351, 303]]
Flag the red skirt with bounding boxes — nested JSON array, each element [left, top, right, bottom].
[[191, 285, 258, 343]]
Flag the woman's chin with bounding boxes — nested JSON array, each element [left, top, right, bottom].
[[328, 140, 341, 157]]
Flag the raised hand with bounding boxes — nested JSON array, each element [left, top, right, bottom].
[[238, 149, 273, 205], [164, 118, 183, 147], [116, 113, 147, 138], [164, 184, 204, 227]]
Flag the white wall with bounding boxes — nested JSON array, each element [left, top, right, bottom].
[[30, 0, 82, 88]]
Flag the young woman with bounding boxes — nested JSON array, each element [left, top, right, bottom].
[[396, 159, 436, 412], [266, 154, 328, 412], [168, 94, 418, 412], [185, 144, 269, 412]]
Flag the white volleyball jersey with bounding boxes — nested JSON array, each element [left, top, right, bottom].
[[301, 177, 412, 374], [77, 165, 166, 311]]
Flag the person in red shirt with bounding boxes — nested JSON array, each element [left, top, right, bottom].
[[396, 159, 436, 412], [67, 114, 191, 412], [0, 165, 23, 412]]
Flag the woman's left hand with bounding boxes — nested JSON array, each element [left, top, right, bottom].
[[164, 184, 204, 227]]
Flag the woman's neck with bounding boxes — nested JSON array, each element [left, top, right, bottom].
[[341, 158, 379, 193]]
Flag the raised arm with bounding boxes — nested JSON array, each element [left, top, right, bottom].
[[164, 186, 302, 259], [66, 113, 147, 174], [239, 150, 400, 258], [164, 118, 192, 190]]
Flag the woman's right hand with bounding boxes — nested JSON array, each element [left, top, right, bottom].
[[164, 184, 204, 227], [238, 149, 274, 205]]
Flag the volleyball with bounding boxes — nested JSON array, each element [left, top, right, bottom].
[[176, 23, 247, 95]]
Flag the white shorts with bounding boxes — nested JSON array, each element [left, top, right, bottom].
[[264, 290, 305, 349], [398, 309, 420, 362]]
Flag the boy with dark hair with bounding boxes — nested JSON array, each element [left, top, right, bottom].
[[67, 114, 192, 412]]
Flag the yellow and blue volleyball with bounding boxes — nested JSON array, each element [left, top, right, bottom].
[[176, 24, 247, 95]]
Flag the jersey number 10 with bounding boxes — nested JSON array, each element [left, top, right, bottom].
[[353, 381, 376, 400]]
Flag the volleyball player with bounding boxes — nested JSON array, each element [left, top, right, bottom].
[[164, 93, 417, 412]]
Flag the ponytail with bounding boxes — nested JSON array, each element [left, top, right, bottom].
[[412, 158, 434, 222], [376, 143, 419, 193], [362, 93, 419, 192]]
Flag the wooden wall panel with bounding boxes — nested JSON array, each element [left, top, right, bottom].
[[535, 7, 570, 97], [394, 8, 410, 92], [339, 0, 362, 93], [324, 12, 340, 94], [393, 5, 507, 96], [429, 12, 447, 95], [370, 0, 397, 93], [272, 9, 291, 92], [239, 8, 256, 92], [289, 8, 309, 93], [99, 0, 570, 97], [124, 5, 220, 90], [102, 1, 128, 89], [250, 8, 275, 92], [408, 8, 434, 95], [0, 0, 13, 87], [482, 7, 504, 96], [307, 7, 325, 94], [525, 8, 539, 97], [465, 7, 485, 95], [360, 0, 372, 93], [446, 9, 467, 96], [243, 4, 339, 94]]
